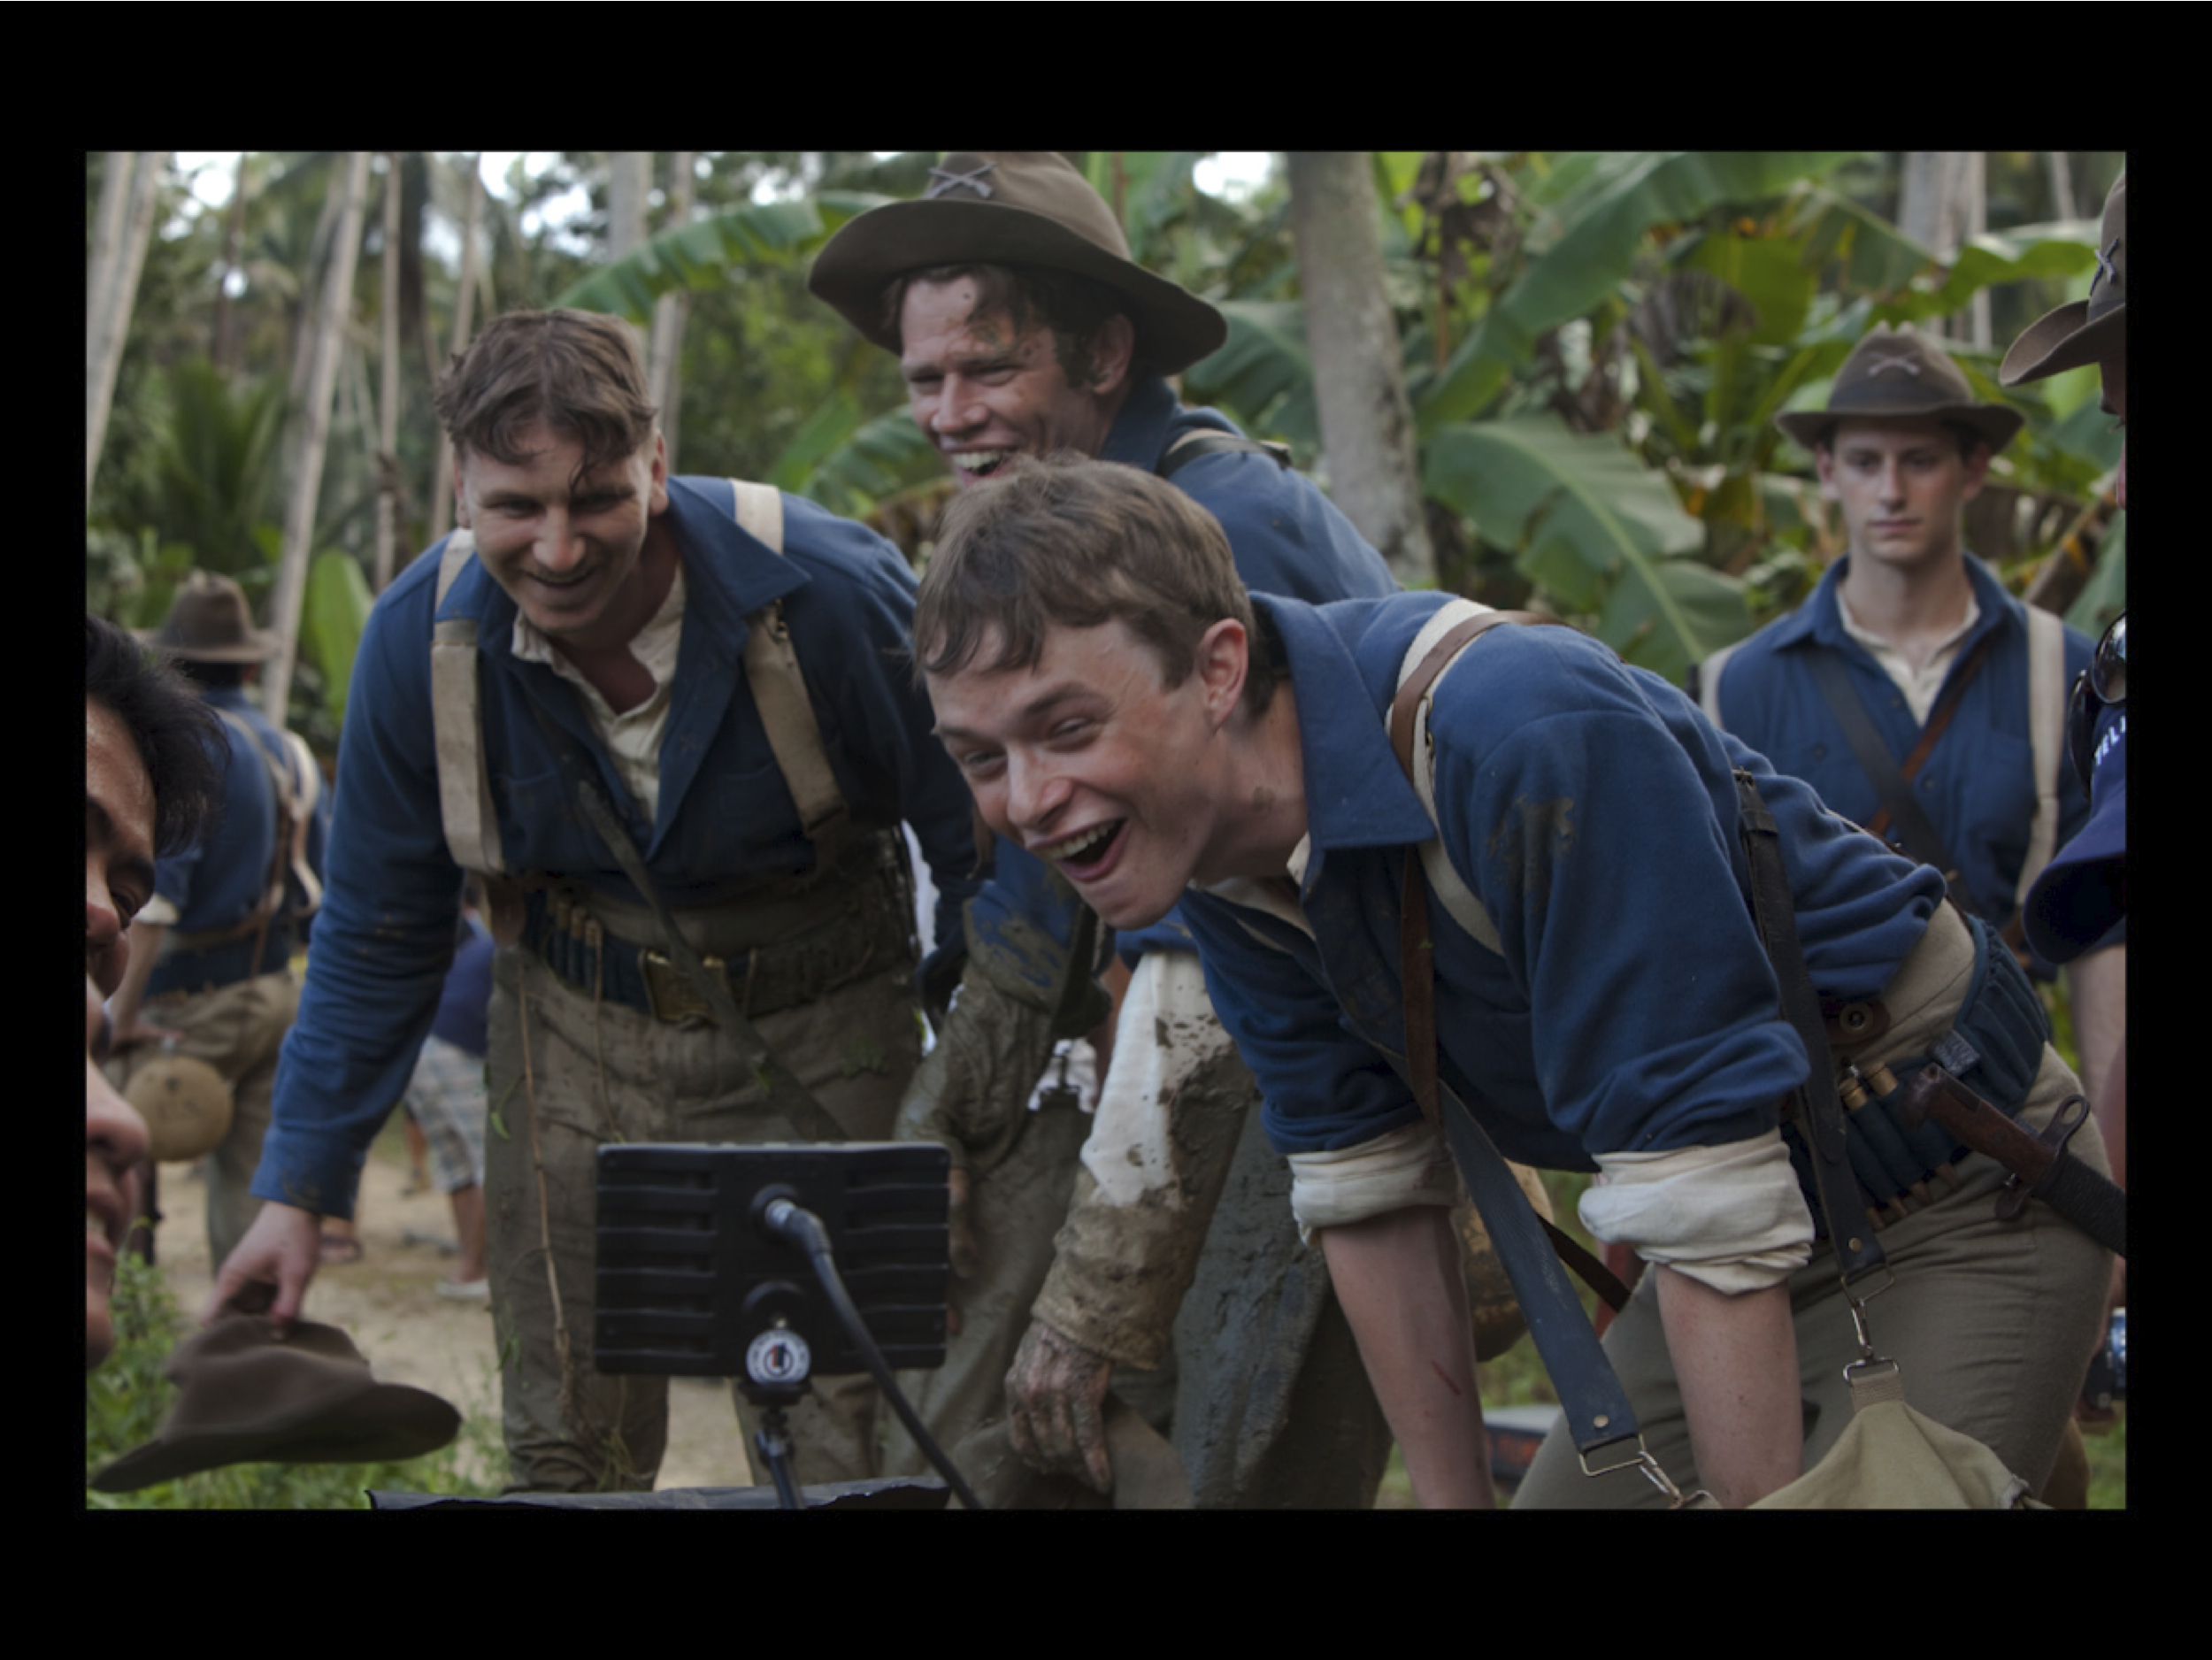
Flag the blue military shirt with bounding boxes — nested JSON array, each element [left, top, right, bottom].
[[960, 374, 1399, 988], [1710, 555, 2100, 977], [254, 477, 982, 1215], [1179, 593, 1945, 1171], [148, 684, 331, 994]]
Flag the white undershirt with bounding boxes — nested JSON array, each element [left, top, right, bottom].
[[511, 561, 687, 825], [1836, 587, 1981, 726]]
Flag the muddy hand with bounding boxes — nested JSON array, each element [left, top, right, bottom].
[[1006, 1318, 1115, 1495]]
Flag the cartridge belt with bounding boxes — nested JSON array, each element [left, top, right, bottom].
[[1781, 912, 2051, 1233], [525, 837, 913, 1025]]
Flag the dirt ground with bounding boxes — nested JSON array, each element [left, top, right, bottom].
[[148, 1122, 759, 1494]]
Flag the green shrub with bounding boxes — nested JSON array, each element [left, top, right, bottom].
[[84, 1254, 507, 1509]]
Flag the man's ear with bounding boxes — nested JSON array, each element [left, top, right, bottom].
[[1958, 440, 1993, 502], [1195, 618, 1250, 727], [646, 430, 671, 515], [1087, 313, 1136, 396]]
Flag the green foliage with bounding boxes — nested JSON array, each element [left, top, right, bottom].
[[1425, 417, 1748, 682], [551, 193, 883, 324], [303, 549, 373, 727], [1419, 153, 1860, 433], [84, 1254, 505, 1509]]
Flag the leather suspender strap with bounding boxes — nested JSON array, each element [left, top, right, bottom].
[[516, 688, 850, 1145], [1804, 635, 1995, 913], [1387, 609, 1633, 1318], [1732, 768, 1886, 1284], [1389, 611, 1560, 1128]]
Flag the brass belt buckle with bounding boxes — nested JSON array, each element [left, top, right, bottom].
[[638, 947, 727, 1024]]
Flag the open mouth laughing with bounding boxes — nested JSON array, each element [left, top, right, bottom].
[[1036, 818, 1126, 879], [949, 450, 1017, 484]]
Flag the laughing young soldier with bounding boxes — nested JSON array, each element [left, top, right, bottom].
[[915, 456, 2112, 1508]]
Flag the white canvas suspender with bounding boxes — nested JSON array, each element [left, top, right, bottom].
[[1394, 599, 1506, 957], [426, 480, 849, 881], [2017, 603, 2064, 910]]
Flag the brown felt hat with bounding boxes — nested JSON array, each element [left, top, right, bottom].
[[809, 152, 1227, 374], [142, 571, 280, 665], [1776, 323, 2024, 453], [88, 1314, 460, 1492], [2002, 173, 2127, 385]]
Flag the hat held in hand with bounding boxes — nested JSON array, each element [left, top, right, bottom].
[[88, 1314, 460, 1492]]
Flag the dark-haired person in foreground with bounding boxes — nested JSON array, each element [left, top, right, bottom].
[[209, 309, 984, 1493], [86, 614, 221, 1367], [914, 457, 2112, 1507]]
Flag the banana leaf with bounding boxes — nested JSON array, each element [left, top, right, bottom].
[[552, 192, 888, 324], [303, 549, 373, 730], [1421, 153, 1858, 434], [1425, 415, 1747, 683]]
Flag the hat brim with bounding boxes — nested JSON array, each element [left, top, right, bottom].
[[1775, 403, 2025, 452], [88, 1383, 461, 1492], [2001, 299, 2126, 387], [810, 199, 1226, 374], [134, 627, 281, 665]]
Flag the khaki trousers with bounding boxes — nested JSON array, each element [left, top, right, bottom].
[[118, 969, 299, 1267], [1514, 907, 2114, 1509], [485, 947, 920, 1495]]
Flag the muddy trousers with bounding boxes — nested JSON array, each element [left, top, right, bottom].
[[118, 969, 298, 1268], [1514, 910, 2113, 1509], [485, 947, 920, 1495]]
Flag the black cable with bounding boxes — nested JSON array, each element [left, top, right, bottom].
[[761, 1198, 985, 1511]]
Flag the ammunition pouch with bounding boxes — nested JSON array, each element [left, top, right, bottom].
[[1784, 913, 2053, 1227]]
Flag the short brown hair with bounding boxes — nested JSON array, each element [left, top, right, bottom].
[[883, 263, 1141, 386], [916, 455, 1277, 716], [434, 309, 658, 483]]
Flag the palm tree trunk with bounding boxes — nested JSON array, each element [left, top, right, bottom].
[[1286, 150, 1433, 587], [428, 155, 486, 547], [374, 152, 403, 593], [649, 151, 694, 470], [265, 150, 371, 724], [86, 151, 167, 512]]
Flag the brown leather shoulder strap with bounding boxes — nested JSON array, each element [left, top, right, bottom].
[[1389, 611, 1565, 780], [1856, 628, 1997, 841]]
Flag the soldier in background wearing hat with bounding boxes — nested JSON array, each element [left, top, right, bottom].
[[812, 152, 1403, 1504], [104, 573, 332, 1273], [1696, 317, 2126, 1503], [1695, 322, 2124, 1157]]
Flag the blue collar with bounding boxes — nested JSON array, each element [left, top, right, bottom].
[[1769, 553, 2018, 655], [1260, 594, 1438, 855], [1099, 375, 1238, 472]]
